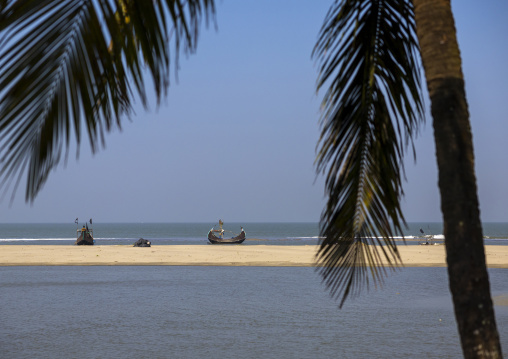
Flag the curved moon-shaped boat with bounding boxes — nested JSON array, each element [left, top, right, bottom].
[[208, 229, 246, 244], [207, 220, 246, 244]]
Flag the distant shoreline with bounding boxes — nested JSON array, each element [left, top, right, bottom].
[[1, 245, 507, 268]]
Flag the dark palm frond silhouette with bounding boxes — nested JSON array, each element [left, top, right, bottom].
[[0, 0, 215, 202], [312, 0, 424, 307]]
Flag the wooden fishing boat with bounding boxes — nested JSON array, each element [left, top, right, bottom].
[[75, 218, 94, 245], [208, 220, 246, 244]]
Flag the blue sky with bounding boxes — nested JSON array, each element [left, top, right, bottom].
[[1, 0, 507, 224]]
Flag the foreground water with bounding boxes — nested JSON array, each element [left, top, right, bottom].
[[1, 222, 507, 245], [1, 266, 507, 359]]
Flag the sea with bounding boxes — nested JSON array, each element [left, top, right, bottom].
[[0, 221, 507, 246], [1, 222, 508, 358]]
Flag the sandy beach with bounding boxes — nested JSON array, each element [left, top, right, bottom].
[[1, 244, 508, 268]]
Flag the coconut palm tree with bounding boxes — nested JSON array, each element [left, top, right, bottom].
[[412, 1, 502, 356], [0, 0, 503, 357], [313, 0, 502, 357]]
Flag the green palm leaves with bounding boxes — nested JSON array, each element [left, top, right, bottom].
[[0, 0, 215, 202], [313, 0, 424, 307]]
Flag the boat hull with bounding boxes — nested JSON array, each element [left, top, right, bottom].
[[75, 232, 94, 245], [208, 230, 246, 244]]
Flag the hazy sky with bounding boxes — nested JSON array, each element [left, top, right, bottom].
[[1, 1, 507, 224]]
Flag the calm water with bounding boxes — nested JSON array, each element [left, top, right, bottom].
[[1, 222, 507, 357], [1, 266, 507, 359], [1, 222, 507, 245]]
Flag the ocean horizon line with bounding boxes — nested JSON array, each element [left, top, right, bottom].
[[0, 220, 460, 225]]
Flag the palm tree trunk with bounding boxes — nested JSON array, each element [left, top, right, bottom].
[[412, 0, 502, 357]]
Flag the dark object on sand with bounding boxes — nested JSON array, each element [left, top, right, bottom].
[[75, 223, 94, 245], [133, 238, 151, 247], [207, 220, 246, 244]]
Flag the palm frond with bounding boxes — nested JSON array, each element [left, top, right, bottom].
[[312, 0, 424, 307], [0, 0, 215, 202]]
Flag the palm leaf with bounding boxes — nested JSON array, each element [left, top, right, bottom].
[[312, 0, 424, 307], [0, 0, 215, 202]]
